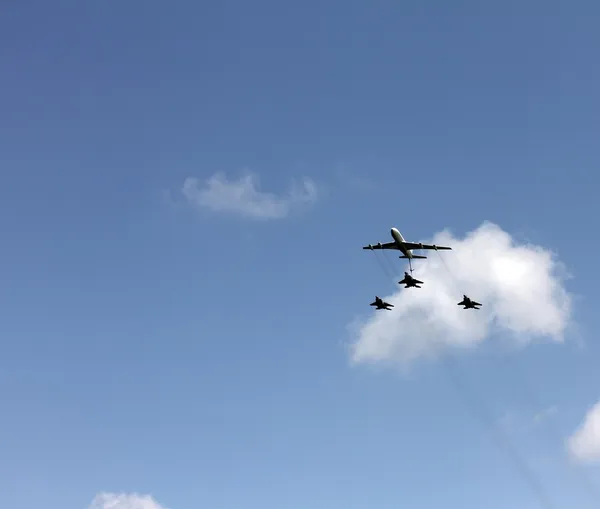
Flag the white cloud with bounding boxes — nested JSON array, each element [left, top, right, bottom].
[[182, 171, 317, 219], [88, 493, 169, 509], [567, 401, 600, 463], [349, 222, 572, 367]]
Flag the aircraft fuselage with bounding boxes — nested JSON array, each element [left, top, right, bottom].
[[390, 227, 413, 258]]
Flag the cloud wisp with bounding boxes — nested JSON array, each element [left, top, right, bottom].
[[349, 222, 572, 367], [182, 171, 317, 219], [88, 493, 169, 509], [567, 401, 600, 463], [499, 406, 559, 435]]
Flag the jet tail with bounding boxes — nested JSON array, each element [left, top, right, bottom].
[[399, 255, 427, 259]]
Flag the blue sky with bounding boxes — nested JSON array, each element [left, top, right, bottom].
[[1, 0, 600, 508]]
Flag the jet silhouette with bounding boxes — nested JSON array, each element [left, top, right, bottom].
[[457, 295, 482, 309], [398, 272, 423, 288], [370, 296, 394, 310]]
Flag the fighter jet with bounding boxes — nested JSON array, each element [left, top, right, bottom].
[[398, 272, 423, 288], [457, 295, 482, 309], [370, 296, 394, 310], [363, 227, 452, 260]]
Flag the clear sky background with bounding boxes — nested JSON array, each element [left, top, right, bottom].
[[1, 1, 600, 508]]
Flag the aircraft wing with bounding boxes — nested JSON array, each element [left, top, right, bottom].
[[363, 242, 398, 250], [472, 301, 482, 307], [413, 278, 424, 284], [403, 242, 451, 251]]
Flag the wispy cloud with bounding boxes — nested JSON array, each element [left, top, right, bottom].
[[533, 405, 558, 425], [182, 171, 317, 219], [567, 400, 600, 463], [348, 222, 573, 367], [332, 165, 379, 193], [88, 493, 169, 509], [499, 406, 558, 434]]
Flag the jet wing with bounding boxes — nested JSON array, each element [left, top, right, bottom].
[[402, 242, 451, 251], [363, 242, 398, 250], [413, 278, 424, 284], [472, 301, 482, 307]]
